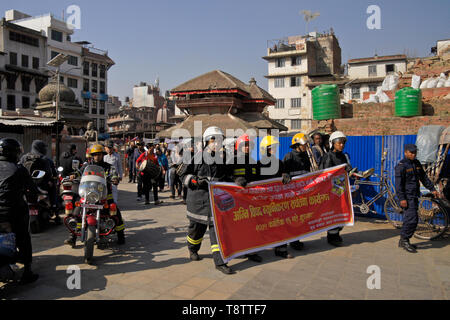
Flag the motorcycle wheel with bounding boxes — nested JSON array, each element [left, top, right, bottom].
[[84, 225, 96, 265]]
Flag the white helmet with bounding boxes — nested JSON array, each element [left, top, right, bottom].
[[203, 126, 224, 144], [329, 131, 347, 149]]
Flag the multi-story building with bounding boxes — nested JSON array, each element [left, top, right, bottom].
[[344, 54, 407, 103], [107, 95, 122, 114], [0, 17, 48, 111], [263, 30, 342, 132], [8, 10, 84, 103], [132, 82, 165, 109], [79, 44, 115, 132]]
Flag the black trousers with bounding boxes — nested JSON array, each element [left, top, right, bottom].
[[187, 220, 225, 266], [142, 175, 159, 202], [170, 170, 182, 197], [401, 198, 419, 239], [12, 210, 32, 266]]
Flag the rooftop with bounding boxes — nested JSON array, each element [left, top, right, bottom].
[[348, 54, 407, 64]]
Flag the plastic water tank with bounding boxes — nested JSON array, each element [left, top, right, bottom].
[[312, 84, 341, 120], [395, 87, 422, 117]]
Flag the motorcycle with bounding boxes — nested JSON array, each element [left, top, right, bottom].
[[58, 160, 81, 216], [28, 170, 53, 234], [63, 164, 119, 265]]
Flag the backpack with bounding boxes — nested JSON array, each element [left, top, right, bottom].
[[22, 153, 48, 176]]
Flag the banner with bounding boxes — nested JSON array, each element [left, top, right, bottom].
[[209, 164, 354, 263]]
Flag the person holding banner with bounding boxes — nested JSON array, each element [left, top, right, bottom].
[[281, 133, 312, 251], [181, 126, 234, 275], [319, 131, 352, 247], [227, 133, 264, 263], [259, 135, 294, 259]]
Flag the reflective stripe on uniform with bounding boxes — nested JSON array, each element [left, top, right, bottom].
[[252, 168, 256, 174], [187, 236, 203, 245], [187, 210, 209, 222], [115, 224, 125, 231], [211, 244, 220, 253], [233, 168, 245, 175], [107, 194, 114, 200]]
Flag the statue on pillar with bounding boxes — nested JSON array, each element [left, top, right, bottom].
[[84, 121, 98, 142]]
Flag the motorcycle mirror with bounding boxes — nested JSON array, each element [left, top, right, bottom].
[[72, 159, 80, 170], [57, 166, 64, 173], [31, 170, 46, 180]]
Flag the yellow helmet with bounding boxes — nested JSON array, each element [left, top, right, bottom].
[[291, 133, 308, 148], [89, 144, 106, 155], [260, 135, 279, 153]]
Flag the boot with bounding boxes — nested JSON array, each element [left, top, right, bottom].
[[246, 253, 262, 263], [117, 231, 125, 245], [189, 251, 202, 261], [327, 233, 343, 247], [289, 241, 304, 251], [64, 234, 77, 248], [19, 266, 39, 285], [398, 238, 417, 253], [216, 264, 235, 275], [274, 249, 293, 259]]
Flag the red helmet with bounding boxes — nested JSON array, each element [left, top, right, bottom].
[[235, 134, 252, 151]]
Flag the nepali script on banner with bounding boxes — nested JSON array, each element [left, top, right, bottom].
[[209, 164, 354, 263]]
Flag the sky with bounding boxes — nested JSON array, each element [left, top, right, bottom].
[[3, 0, 450, 102]]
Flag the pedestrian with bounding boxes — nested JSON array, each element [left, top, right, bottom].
[[311, 132, 326, 165], [126, 141, 136, 183], [181, 126, 234, 274], [319, 131, 353, 247], [156, 147, 168, 191], [134, 142, 145, 201], [170, 140, 183, 199], [136, 142, 163, 205], [104, 140, 123, 203], [395, 144, 440, 253]]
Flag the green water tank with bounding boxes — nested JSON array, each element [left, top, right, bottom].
[[312, 84, 341, 120], [395, 87, 422, 117]]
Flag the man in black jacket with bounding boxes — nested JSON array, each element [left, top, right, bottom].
[[59, 144, 82, 177], [0, 138, 39, 284]]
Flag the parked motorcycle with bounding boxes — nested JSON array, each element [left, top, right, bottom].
[[28, 170, 53, 234], [63, 164, 119, 265], [58, 159, 81, 216]]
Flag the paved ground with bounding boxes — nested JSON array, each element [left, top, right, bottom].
[[1, 182, 449, 300]]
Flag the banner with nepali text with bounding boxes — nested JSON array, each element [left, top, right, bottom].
[[209, 164, 354, 263]]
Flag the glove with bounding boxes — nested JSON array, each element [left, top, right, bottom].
[[235, 177, 247, 187], [282, 173, 291, 185], [198, 178, 209, 187], [189, 176, 199, 188]]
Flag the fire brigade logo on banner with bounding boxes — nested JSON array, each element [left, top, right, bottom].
[[331, 174, 346, 196]]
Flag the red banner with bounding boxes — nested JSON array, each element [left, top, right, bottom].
[[209, 164, 354, 262]]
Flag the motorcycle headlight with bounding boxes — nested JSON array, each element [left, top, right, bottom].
[[86, 191, 100, 204]]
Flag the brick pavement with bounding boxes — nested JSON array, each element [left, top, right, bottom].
[[1, 182, 449, 300]]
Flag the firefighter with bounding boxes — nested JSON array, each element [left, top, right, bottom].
[[64, 144, 125, 247], [281, 133, 312, 251], [395, 144, 439, 253], [227, 133, 263, 263], [258, 135, 293, 259], [181, 127, 234, 275], [319, 131, 352, 247]]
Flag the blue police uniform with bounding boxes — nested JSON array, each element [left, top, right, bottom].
[[394, 150, 435, 241]]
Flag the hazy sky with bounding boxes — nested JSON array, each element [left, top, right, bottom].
[[3, 0, 450, 101]]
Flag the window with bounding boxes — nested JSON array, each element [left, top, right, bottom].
[[99, 101, 105, 115], [275, 99, 285, 109], [290, 76, 301, 87], [276, 58, 285, 68], [9, 52, 17, 65], [51, 51, 59, 60], [275, 119, 285, 125], [51, 29, 63, 42], [274, 78, 285, 88], [21, 76, 31, 92], [291, 98, 301, 108], [291, 56, 301, 66], [91, 99, 97, 114], [291, 119, 301, 129], [22, 96, 30, 109], [7, 95, 15, 110], [68, 55, 78, 66], [351, 86, 360, 99], [83, 61, 89, 76], [9, 31, 39, 47], [6, 74, 16, 90], [368, 65, 377, 77], [67, 78, 78, 88], [100, 65, 106, 78], [92, 80, 98, 93], [83, 98, 89, 109], [368, 84, 378, 92], [32, 57, 39, 69], [83, 79, 89, 91], [100, 119, 105, 130], [21, 55, 29, 68], [386, 64, 395, 73], [92, 63, 98, 77], [60, 76, 64, 84], [100, 81, 105, 94]]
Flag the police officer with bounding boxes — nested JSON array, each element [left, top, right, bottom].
[[0, 138, 39, 284], [258, 135, 293, 259], [282, 133, 312, 251], [395, 144, 439, 253], [227, 133, 263, 263], [64, 144, 125, 247], [319, 131, 353, 247], [181, 127, 234, 275]]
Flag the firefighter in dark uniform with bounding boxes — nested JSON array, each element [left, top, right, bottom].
[[0, 138, 39, 284], [395, 144, 439, 253], [319, 131, 353, 247], [258, 135, 294, 259], [282, 133, 312, 251], [181, 126, 235, 275], [64, 144, 125, 247], [227, 133, 263, 263]]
